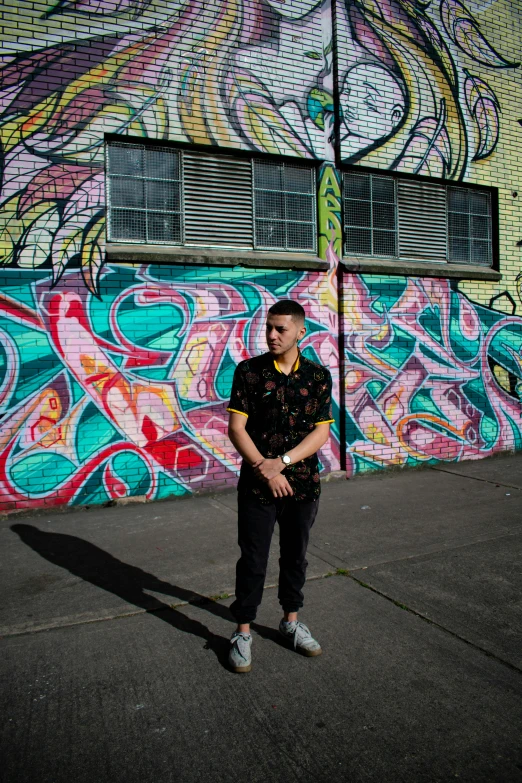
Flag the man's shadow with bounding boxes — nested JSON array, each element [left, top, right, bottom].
[[11, 524, 284, 671]]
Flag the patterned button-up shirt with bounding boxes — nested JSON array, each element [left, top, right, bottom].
[[227, 352, 333, 502]]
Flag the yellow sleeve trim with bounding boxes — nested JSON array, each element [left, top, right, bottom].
[[227, 408, 249, 418], [314, 419, 334, 426]]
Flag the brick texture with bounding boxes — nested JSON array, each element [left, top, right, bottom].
[[0, 0, 520, 512]]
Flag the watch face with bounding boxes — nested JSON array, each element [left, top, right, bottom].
[[282, 455, 291, 465]]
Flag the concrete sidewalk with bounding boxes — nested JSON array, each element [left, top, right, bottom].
[[1, 454, 522, 782]]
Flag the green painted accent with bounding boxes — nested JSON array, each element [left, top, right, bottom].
[[117, 304, 184, 351], [13, 366, 61, 405], [72, 465, 110, 506], [419, 306, 444, 344], [449, 294, 481, 361], [417, 341, 455, 369], [105, 352, 125, 369], [112, 451, 151, 495], [371, 326, 416, 370], [216, 355, 236, 400], [76, 404, 120, 463], [361, 276, 408, 309], [480, 414, 499, 448], [410, 389, 442, 417], [352, 453, 384, 473], [70, 378, 85, 406], [317, 163, 342, 260], [506, 411, 522, 450], [10, 452, 76, 495], [155, 471, 189, 500], [345, 412, 365, 444], [367, 380, 386, 398], [307, 88, 334, 130], [300, 344, 321, 364], [488, 324, 522, 379]]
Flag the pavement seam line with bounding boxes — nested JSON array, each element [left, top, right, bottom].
[[431, 466, 522, 491], [2, 570, 518, 674], [344, 572, 522, 676], [0, 573, 335, 639], [342, 529, 522, 574], [203, 497, 237, 518]]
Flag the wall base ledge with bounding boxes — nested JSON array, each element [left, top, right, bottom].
[[342, 257, 502, 281], [106, 243, 329, 271]]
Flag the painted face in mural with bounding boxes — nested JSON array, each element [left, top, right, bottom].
[[339, 63, 405, 158], [266, 314, 307, 358]]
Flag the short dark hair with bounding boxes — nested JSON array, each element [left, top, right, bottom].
[[268, 300, 305, 324]]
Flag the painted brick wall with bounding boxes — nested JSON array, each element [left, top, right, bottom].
[[334, 0, 522, 472], [0, 260, 340, 511], [0, 0, 521, 511]]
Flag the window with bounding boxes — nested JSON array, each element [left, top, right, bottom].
[[344, 173, 397, 257], [253, 160, 316, 252], [106, 141, 317, 253], [107, 143, 182, 244], [343, 171, 493, 267], [448, 187, 492, 266]]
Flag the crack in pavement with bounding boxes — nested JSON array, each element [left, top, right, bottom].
[[431, 465, 522, 492], [2, 566, 520, 679], [309, 528, 522, 575], [343, 571, 522, 676]]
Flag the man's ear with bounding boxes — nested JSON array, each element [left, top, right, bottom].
[[298, 324, 307, 341]]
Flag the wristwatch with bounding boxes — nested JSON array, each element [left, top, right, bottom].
[[280, 454, 292, 467]]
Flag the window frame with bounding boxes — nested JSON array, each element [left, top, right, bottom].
[[447, 185, 493, 267], [105, 137, 319, 256], [252, 159, 317, 254], [343, 171, 398, 259], [341, 166, 498, 271], [106, 141, 184, 246]]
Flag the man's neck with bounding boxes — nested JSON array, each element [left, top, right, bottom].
[[273, 346, 299, 375]]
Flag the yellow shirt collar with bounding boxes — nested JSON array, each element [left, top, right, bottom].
[[273, 352, 300, 374]]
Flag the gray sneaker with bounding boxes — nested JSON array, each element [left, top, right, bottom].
[[279, 620, 322, 656], [228, 631, 252, 672]]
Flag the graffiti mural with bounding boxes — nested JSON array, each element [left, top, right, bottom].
[[1, 0, 519, 288], [338, 0, 519, 175], [1, 250, 521, 511], [0, 0, 521, 510], [0, 261, 340, 511], [342, 273, 522, 473]]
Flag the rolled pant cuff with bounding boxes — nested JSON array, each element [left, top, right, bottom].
[[230, 607, 257, 624]]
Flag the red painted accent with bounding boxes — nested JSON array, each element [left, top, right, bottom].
[[141, 415, 158, 444]]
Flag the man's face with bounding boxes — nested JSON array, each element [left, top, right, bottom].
[[266, 314, 306, 356]]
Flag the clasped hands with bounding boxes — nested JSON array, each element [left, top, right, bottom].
[[252, 457, 293, 498]]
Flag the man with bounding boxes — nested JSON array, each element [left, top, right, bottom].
[[226, 300, 334, 673]]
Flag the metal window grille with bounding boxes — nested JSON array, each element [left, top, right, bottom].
[[343, 172, 397, 257], [107, 142, 182, 244], [107, 143, 316, 253], [183, 152, 253, 248], [253, 160, 317, 252], [398, 179, 447, 262], [448, 187, 492, 266]]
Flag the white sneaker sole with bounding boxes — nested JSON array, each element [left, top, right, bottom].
[[229, 662, 252, 673]]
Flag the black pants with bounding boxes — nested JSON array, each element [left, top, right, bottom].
[[230, 492, 319, 624]]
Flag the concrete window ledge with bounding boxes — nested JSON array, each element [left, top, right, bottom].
[[342, 256, 502, 281], [105, 243, 329, 271]]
